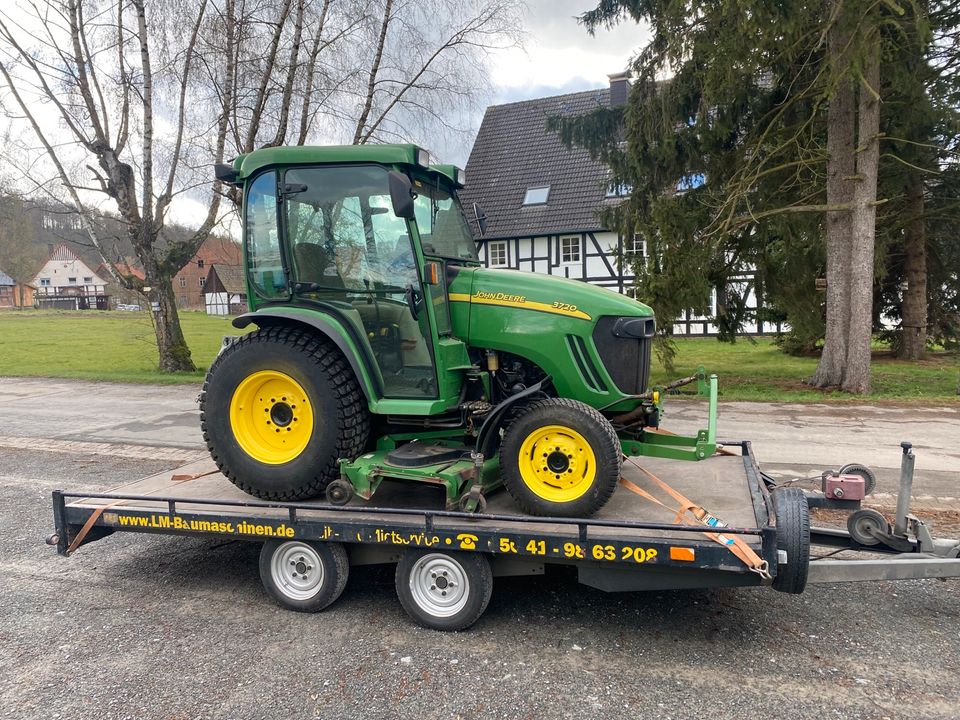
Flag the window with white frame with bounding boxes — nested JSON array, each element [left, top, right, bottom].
[[625, 234, 646, 257], [199, 276, 206, 288], [83, 276, 93, 283], [606, 182, 632, 198], [40, 278, 50, 286], [179, 277, 187, 288], [560, 236, 581, 264], [488, 241, 508, 267]]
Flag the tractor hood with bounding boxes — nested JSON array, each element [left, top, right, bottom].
[[447, 266, 656, 409], [450, 266, 654, 324]]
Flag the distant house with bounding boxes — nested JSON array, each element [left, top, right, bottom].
[[173, 237, 243, 310], [32, 244, 109, 310], [97, 260, 146, 307], [460, 74, 775, 336], [0, 270, 35, 309], [203, 264, 247, 316]]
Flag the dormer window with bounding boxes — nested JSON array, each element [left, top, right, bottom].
[[522, 186, 550, 205]]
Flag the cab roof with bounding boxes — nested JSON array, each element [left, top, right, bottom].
[[230, 144, 462, 187]]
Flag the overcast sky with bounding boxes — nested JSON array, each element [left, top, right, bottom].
[[437, 2, 649, 166], [492, 2, 648, 105]]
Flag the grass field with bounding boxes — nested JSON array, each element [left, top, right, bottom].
[[0, 310, 245, 385], [1, 309, 957, 402]]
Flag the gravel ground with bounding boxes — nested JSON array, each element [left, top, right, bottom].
[[2, 446, 959, 720]]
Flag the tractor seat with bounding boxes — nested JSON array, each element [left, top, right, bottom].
[[293, 242, 346, 289]]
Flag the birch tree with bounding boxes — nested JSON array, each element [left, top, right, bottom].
[[0, 0, 227, 371]]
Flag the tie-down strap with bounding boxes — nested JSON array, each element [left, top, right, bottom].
[[619, 458, 771, 579]]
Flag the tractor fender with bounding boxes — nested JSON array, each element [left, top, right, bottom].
[[232, 309, 381, 402]]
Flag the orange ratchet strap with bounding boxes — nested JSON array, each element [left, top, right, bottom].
[[619, 457, 771, 580]]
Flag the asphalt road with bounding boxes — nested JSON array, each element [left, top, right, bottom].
[[1, 377, 958, 719]]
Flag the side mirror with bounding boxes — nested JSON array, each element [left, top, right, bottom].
[[214, 162, 239, 186], [389, 170, 416, 219], [472, 202, 488, 237]]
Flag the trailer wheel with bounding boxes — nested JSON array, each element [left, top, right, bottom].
[[838, 463, 877, 496], [771, 487, 810, 594], [500, 398, 621, 517], [200, 326, 369, 500], [395, 550, 492, 631], [259, 540, 349, 612]]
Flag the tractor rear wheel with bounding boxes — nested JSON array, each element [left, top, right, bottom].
[[500, 398, 621, 517], [200, 326, 369, 500]]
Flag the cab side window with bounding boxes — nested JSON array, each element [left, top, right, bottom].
[[245, 172, 286, 298]]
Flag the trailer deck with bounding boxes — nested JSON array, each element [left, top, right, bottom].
[[49, 440, 960, 629], [54, 443, 773, 578]]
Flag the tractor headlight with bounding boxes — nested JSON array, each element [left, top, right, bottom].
[[415, 147, 430, 167], [455, 167, 466, 186]]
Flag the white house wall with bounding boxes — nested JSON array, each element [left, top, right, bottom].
[[33, 256, 107, 295]]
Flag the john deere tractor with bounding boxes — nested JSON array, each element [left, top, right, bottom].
[[202, 144, 716, 518]]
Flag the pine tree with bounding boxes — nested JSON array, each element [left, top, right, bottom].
[[553, 0, 955, 392]]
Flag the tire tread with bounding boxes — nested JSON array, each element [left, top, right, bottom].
[[199, 326, 369, 500]]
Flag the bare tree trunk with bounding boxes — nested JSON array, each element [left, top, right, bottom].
[[150, 271, 194, 372], [899, 171, 927, 359], [353, 0, 394, 144], [811, 3, 855, 388], [841, 26, 880, 394]]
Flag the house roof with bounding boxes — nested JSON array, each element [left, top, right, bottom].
[[459, 86, 618, 240], [0, 270, 14, 286], [206, 264, 246, 294], [98, 261, 145, 281]]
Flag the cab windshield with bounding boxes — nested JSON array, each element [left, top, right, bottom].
[[413, 179, 478, 262]]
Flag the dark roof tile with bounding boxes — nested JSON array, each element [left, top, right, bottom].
[[460, 87, 613, 240]]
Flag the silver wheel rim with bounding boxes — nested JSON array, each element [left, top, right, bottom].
[[408, 554, 470, 618], [852, 516, 882, 545], [271, 542, 325, 600]]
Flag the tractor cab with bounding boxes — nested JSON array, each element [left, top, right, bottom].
[[219, 145, 472, 403]]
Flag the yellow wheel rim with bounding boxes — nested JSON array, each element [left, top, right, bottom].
[[229, 370, 314, 465], [516, 425, 597, 503]]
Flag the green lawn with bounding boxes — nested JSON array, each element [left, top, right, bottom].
[[1, 309, 957, 402], [0, 310, 246, 384], [649, 337, 960, 403]]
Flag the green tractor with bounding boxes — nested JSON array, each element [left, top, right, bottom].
[[202, 144, 716, 518]]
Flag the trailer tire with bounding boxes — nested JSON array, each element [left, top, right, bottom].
[[771, 487, 810, 594], [259, 540, 349, 612], [200, 326, 369, 500], [395, 550, 492, 631], [500, 398, 621, 517]]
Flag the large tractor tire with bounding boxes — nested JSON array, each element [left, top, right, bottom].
[[200, 326, 369, 500], [500, 398, 621, 518]]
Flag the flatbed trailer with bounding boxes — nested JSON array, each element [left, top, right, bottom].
[[48, 441, 960, 630]]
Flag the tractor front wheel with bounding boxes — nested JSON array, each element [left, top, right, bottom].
[[200, 326, 369, 500], [500, 398, 621, 518]]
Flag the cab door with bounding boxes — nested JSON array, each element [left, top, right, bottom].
[[282, 165, 438, 399]]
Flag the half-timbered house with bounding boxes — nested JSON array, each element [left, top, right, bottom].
[[460, 74, 778, 336]]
